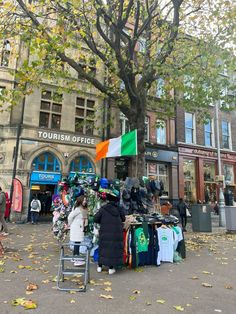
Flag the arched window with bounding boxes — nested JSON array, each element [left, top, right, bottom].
[[32, 152, 61, 172], [70, 156, 94, 174], [1, 40, 11, 67]]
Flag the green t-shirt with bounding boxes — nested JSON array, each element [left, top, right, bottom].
[[135, 227, 149, 253]]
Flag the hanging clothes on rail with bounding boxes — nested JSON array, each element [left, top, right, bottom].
[[157, 226, 174, 266]]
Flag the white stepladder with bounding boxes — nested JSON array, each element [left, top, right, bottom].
[[57, 243, 90, 292]]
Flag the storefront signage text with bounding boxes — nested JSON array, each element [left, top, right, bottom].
[[38, 131, 95, 145], [192, 149, 235, 160], [31, 171, 61, 184]]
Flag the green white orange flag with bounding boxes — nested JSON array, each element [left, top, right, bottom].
[[95, 129, 137, 161]]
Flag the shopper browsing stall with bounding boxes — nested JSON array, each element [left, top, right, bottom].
[[94, 191, 125, 275]]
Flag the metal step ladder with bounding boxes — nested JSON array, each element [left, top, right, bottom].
[[57, 243, 90, 292]]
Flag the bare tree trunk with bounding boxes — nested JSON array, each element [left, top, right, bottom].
[[127, 96, 146, 177]]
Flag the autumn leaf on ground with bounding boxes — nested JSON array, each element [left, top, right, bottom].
[[0, 267, 5, 273], [173, 305, 185, 311], [41, 279, 50, 284], [145, 301, 152, 306], [70, 299, 76, 303], [224, 285, 233, 290], [132, 289, 140, 294], [129, 295, 136, 301], [10, 270, 17, 273], [202, 271, 213, 275], [11, 298, 26, 306], [25, 291, 34, 295], [156, 299, 166, 304], [69, 291, 77, 294], [103, 281, 112, 286], [104, 287, 112, 292], [21, 300, 37, 309], [100, 294, 114, 299], [0, 261, 5, 265], [134, 267, 144, 272], [26, 283, 38, 291], [202, 282, 213, 288], [186, 304, 192, 307], [190, 276, 198, 280]]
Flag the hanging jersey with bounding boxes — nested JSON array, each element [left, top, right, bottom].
[[157, 227, 174, 265], [172, 226, 183, 251], [135, 227, 149, 253]]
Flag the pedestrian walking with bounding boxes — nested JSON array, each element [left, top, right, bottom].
[[68, 195, 88, 266], [94, 191, 125, 275], [177, 198, 188, 231], [0, 186, 8, 235], [4, 192, 11, 222], [30, 195, 41, 224]]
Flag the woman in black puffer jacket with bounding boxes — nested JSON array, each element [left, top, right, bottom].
[[94, 193, 125, 275]]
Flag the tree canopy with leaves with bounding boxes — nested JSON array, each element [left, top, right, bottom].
[[0, 0, 235, 175]]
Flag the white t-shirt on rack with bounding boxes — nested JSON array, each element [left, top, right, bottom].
[[157, 227, 174, 266]]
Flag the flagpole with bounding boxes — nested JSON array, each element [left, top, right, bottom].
[[135, 154, 138, 178], [135, 129, 138, 178]]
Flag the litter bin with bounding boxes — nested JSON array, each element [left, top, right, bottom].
[[191, 204, 212, 232], [225, 206, 236, 232]]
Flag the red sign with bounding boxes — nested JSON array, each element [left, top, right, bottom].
[[148, 163, 157, 174], [12, 178, 23, 213]]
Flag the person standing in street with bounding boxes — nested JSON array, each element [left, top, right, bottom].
[[94, 191, 125, 275], [30, 195, 41, 224], [4, 192, 11, 222], [177, 198, 188, 232], [0, 186, 8, 235], [68, 195, 88, 266]]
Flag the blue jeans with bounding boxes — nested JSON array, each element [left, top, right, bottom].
[[31, 212, 39, 224]]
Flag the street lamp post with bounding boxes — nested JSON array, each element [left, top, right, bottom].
[[215, 101, 226, 227]]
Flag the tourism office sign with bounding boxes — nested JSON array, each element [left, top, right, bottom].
[[38, 130, 96, 146]]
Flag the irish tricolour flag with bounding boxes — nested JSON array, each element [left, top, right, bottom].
[[95, 129, 137, 161]]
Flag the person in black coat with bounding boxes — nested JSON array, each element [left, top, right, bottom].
[[94, 192, 125, 275]]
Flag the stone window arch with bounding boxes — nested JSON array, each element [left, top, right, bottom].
[[70, 155, 94, 175], [31, 152, 61, 172]]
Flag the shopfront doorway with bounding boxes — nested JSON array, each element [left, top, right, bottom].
[[28, 152, 61, 221]]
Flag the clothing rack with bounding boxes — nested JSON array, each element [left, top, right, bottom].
[[57, 243, 90, 292]]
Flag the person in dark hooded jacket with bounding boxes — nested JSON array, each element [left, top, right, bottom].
[[94, 192, 125, 275]]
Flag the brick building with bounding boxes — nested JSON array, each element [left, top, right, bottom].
[[177, 105, 236, 204]]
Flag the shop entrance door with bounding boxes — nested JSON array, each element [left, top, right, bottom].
[[29, 184, 56, 222]]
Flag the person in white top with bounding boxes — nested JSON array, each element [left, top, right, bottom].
[[30, 195, 41, 225], [68, 195, 88, 266]]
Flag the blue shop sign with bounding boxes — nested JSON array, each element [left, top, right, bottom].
[[30, 171, 61, 184]]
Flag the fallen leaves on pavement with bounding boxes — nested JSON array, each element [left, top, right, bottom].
[[173, 305, 185, 311], [26, 283, 38, 291], [100, 294, 114, 299], [11, 297, 37, 309], [202, 282, 213, 288]]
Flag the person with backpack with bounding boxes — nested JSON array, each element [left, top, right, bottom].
[[30, 195, 41, 224]]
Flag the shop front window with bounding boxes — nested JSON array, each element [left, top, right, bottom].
[[183, 159, 196, 203], [32, 152, 61, 172], [147, 163, 169, 197], [203, 162, 216, 203], [70, 156, 94, 175], [224, 164, 234, 185]]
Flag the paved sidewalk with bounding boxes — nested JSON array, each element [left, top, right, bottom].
[[0, 220, 235, 314]]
